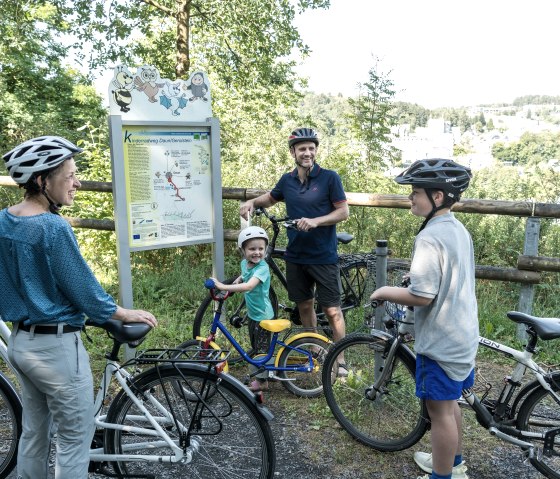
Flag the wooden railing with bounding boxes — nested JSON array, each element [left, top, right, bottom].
[[2, 177, 559, 285]]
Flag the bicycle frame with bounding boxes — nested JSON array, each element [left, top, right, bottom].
[[255, 207, 366, 322], [457, 333, 560, 456], [202, 290, 326, 374], [90, 359, 192, 464], [477, 335, 559, 404], [0, 318, 261, 467]]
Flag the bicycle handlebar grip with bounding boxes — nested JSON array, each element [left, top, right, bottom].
[[204, 278, 215, 289]]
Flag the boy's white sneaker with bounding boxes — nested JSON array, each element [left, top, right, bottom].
[[414, 451, 468, 477]]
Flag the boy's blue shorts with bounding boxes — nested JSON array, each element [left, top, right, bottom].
[[415, 354, 474, 401]]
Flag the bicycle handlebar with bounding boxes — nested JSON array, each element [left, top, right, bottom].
[[204, 279, 232, 301], [254, 207, 298, 229]]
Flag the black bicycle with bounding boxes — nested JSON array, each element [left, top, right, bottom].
[[191, 207, 374, 363]]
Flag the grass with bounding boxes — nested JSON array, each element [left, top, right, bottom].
[[84, 246, 560, 372]]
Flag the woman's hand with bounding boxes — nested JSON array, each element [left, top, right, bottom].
[[113, 306, 158, 327]]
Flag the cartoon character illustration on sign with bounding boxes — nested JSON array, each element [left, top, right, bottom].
[[111, 66, 135, 112], [134, 66, 164, 103], [185, 72, 209, 102], [160, 81, 188, 116]]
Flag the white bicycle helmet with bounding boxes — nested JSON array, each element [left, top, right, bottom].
[[3, 136, 83, 184], [237, 226, 269, 249]]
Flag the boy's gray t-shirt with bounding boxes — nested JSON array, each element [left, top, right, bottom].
[[408, 212, 479, 381]]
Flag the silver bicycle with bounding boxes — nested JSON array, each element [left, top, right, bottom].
[[0, 318, 276, 478], [322, 301, 560, 478]]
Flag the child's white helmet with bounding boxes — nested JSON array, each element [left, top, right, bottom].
[[237, 226, 269, 249]]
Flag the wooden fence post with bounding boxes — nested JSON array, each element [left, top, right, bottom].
[[517, 217, 541, 340]]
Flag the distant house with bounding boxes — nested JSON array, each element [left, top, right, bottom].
[[392, 118, 454, 164]]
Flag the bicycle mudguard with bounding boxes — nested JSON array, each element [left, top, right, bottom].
[[194, 336, 229, 373], [274, 332, 332, 367]]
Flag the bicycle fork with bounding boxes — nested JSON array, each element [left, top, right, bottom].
[[365, 334, 401, 400]]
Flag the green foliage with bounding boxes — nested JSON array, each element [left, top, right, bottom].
[[0, 1, 106, 158], [513, 95, 560, 106], [71, 124, 118, 279], [391, 102, 430, 130], [58, 0, 329, 81], [347, 59, 398, 170], [491, 131, 560, 166]]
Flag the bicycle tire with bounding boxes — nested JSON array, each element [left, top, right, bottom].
[[321, 333, 428, 451], [192, 277, 278, 364], [277, 336, 330, 398], [517, 380, 560, 478], [339, 261, 368, 333], [105, 363, 275, 479], [0, 372, 22, 479]]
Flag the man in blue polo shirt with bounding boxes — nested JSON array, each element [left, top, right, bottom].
[[240, 127, 349, 375]]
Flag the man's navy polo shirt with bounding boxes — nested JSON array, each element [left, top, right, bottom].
[[270, 163, 346, 265]]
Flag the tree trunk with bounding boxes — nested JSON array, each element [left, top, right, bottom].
[[176, 1, 191, 78]]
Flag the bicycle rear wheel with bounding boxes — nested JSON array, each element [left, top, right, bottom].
[[192, 278, 278, 364], [517, 381, 560, 478], [322, 333, 428, 451], [0, 372, 22, 479], [339, 261, 368, 333], [105, 364, 275, 479], [277, 336, 330, 398]]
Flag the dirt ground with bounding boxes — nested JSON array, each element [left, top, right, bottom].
[[4, 357, 550, 479], [265, 378, 544, 479]]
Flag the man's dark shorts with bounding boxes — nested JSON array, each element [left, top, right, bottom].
[[285, 262, 341, 307]]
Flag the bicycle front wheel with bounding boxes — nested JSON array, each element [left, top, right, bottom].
[[105, 364, 275, 479], [0, 372, 22, 479], [192, 278, 278, 364], [322, 333, 428, 451], [517, 382, 560, 478], [277, 336, 330, 398]]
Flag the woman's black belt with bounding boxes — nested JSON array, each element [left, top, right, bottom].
[[18, 323, 82, 334]]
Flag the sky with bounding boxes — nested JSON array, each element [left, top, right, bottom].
[[292, 0, 560, 108]]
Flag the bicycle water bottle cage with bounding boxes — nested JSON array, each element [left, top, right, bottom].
[[229, 315, 245, 329]]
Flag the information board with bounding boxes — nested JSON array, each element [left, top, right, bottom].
[[122, 125, 214, 249]]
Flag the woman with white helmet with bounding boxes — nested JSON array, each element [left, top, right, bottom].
[[0, 136, 157, 478], [210, 225, 274, 391]]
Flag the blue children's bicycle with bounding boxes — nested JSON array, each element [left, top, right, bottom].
[[177, 279, 332, 398]]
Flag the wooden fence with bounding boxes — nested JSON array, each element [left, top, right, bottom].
[[1, 176, 559, 285]]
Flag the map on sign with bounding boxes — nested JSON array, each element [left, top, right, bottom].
[[122, 126, 213, 248]]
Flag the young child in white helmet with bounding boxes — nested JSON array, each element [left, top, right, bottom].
[[210, 226, 274, 391]]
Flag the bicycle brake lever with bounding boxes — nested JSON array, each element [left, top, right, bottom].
[[283, 220, 298, 230]]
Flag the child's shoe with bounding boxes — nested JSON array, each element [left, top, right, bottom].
[[414, 451, 468, 478]]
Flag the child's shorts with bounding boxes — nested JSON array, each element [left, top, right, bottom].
[[415, 354, 474, 401]]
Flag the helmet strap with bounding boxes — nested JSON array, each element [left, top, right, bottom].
[[39, 179, 61, 215], [417, 189, 445, 234]]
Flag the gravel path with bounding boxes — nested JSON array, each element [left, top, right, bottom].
[[4, 382, 549, 479]]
